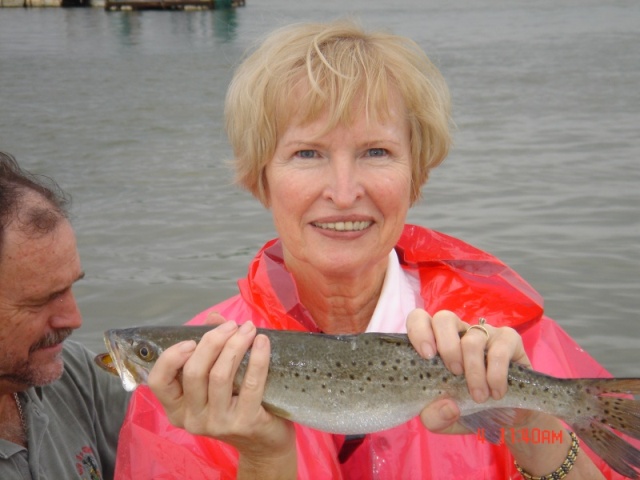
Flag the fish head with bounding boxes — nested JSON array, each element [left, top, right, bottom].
[[103, 328, 163, 391]]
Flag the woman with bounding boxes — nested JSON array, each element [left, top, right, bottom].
[[115, 21, 620, 479]]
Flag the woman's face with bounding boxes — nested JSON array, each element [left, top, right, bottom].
[[265, 90, 413, 279]]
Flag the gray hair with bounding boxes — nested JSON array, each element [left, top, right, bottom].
[[0, 152, 71, 258]]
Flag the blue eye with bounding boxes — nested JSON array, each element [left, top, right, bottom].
[[367, 148, 387, 157], [296, 150, 317, 159]]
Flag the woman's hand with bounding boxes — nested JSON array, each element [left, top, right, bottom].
[[406, 309, 604, 479], [405, 308, 531, 434], [147, 316, 297, 478]]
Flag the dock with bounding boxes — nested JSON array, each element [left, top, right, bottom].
[[104, 0, 243, 11]]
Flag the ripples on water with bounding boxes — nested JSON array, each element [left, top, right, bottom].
[[0, 0, 638, 375]]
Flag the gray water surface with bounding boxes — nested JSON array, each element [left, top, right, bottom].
[[1, 0, 639, 375]]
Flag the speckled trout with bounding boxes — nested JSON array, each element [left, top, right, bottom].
[[96, 325, 640, 478]]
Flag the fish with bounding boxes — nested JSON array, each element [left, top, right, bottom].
[[96, 325, 640, 478]]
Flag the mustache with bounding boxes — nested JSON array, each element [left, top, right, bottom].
[[30, 328, 74, 352]]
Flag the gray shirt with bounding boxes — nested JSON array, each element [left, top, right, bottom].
[[0, 341, 130, 480]]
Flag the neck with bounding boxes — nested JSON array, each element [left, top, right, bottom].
[[289, 260, 388, 335], [0, 392, 27, 447]]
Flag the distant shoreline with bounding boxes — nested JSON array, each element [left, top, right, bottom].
[[1, 0, 243, 8], [1, 0, 66, 6]]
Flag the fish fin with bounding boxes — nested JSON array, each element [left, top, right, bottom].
[[375, 333, 410, 346], [572, 421, 640, 479], [459, 408, 518, 444], [581, 377, 640, 395], [567, 377, 640, 478], [593, 395, 640, 441], [262, 402, 294, 421]]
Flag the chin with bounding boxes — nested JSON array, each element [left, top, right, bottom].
[[28, 358, 65, 386]]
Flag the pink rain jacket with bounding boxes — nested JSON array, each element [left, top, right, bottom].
[[115, 225, 624, 479]]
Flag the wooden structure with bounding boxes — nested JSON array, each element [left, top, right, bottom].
[[105, 0, 243, 11]]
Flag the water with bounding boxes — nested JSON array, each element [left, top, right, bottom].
[[1, 0, 639, 375]]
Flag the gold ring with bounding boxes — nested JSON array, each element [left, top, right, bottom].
[[465, 317, 489, 340]]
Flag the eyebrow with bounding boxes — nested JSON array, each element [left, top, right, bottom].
[[45, 270, 86, 301]]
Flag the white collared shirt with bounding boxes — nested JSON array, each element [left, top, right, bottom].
[[366, 249, 423, 334]]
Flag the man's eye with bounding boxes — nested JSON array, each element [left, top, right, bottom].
[[367, 148, 388, 157], [295, 150, 317, 159]]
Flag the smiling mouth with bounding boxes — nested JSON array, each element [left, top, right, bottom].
[[312, 221, 372, 232]]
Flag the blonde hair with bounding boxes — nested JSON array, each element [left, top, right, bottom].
[[225, 19, 452, 204]]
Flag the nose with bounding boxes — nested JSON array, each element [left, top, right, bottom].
[[49, 289, 83, 330], [323, 155, 364, 207]]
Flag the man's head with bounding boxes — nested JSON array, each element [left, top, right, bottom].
[[0, 153, 83, 390]]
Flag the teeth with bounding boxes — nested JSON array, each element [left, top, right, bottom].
[[313, 221, 371, 232]]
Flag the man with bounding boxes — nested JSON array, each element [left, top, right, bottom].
[[0, 152, 129, 479]]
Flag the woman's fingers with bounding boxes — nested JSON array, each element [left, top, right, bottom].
[[203, 310, 227, 326], [406, 309, 437, 358], [419, 397, 465, 434], [181, 321, 241, 414], [408, 308, 533, 436], [459, 321, 491, 402], [234, 334, 270, 412], [431, 310, 467, 375], [484, 326, 530, 400], [147, 339, 197, 425]]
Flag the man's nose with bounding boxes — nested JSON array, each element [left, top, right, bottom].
[[49, 290, 82, 330]]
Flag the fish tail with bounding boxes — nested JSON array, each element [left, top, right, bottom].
[[567, 378, 640, 479]]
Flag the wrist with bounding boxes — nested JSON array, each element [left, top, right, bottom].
[[237, 442, 297, 480], [505, 414, 571, 474]]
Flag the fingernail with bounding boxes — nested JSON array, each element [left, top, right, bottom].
[[449, 361, 463, 376], [421, 342, 435, 358], [253, 335, 267, 350], [439, 403, 457, 422], [217, 321, 237, 332], [238, 321, 255, 334], [472, 388, 488, 403], [177, 340, 197, 353]]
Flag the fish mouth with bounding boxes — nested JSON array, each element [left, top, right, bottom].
[[104, 330, 148, 391]]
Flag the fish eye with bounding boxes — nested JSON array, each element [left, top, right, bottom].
[[136, 342, 156, 362]]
